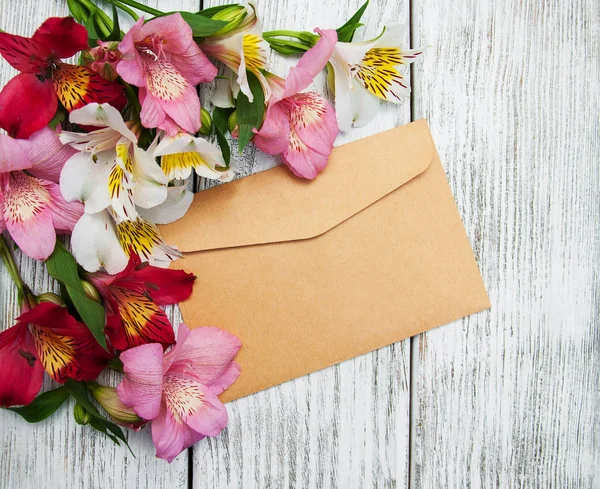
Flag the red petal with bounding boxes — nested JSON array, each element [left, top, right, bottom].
[[32, 17, 88, 59], [132, 265, 196, 305], [51, 63, 126, 112], [17, 302, 111, 383], [0, 31, 48, 73], [0, 322, 44, 407], [0, 73, 58, 139], [105, 290, 175, 351]]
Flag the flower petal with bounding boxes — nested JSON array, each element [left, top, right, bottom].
[[137, 185, 194, 225], [44, 181, 84, 233], [139, 89, 168, 132], [169, 42, 218, 86], [139, 13, 192, 54], [0, 73, 58, 139], [32, 17, 88, 59], [18, 302, 110, 383], [115, 216, 182, 267], [2, 172, 56, 259], [0, 322, 44, 407], [252, 103, 291, 156], [349, 79, 381, 127], [167, 324, 241, 395], [52, 63, 126, 113], [117, 342, 165, 420], [287, 92, 338, 156], [0, 31, 48, 73], [0, 133, 32, 173], [330, 60, 354, 132], [117, 17, 145, 84], [17, 127, 77, 183], [71, 211, 129, 274], [68, 103, 137, 143], [163, 373, 228, 436], [131, 145, 168, 209], [104, 289, 175, 350], [127, 259, 195, 306], [59, 151, 112, 214], [282, 28, 337, 99], [151, 402, 204, 463]]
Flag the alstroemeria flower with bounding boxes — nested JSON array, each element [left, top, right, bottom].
[[86, 254, 195, 350], [328, 24, 424, 131], [117, 14, 217, 136], [154, 133, 234, 182], [201, 5, 271, 104], [0, 17, 125, 139], [253, 29, 339, 180], [0, 302, 111, 407], [0, 129, 83, 260], [82, 40, 123, 81], [118, 323, 241, 462], [60, 103, 168, 220]]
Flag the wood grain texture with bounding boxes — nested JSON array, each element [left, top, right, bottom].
[[194, 1, 413, 488], [0, 1, 197, 488], [410, 0, 600, 487]]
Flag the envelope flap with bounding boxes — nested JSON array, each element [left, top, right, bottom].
[[160, 120, 434, 252]]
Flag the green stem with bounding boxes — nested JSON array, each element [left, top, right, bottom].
[[78, 0, 114, 36], [263, 29, 305, 39], [106, 0, 163, 17], [106, 0, 139, 21], [0, 235, 25, 298]]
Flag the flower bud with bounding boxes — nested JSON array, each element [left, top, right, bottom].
[[228, 110, 238, 135], [82, 41, 122, 81], [81, 280, 101, 302], [73, 402, 92, 426], [198, 108, 213, 136], [88, 382, 146, 430], [36, 292, 64, 306], [210, 5, 247, 36]]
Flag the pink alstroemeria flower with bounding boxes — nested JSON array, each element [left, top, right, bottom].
[[118, 323, 241, 462], [117, 14, 218, 136], [253, 29, 339, 180], [0, 128, 83, 260]]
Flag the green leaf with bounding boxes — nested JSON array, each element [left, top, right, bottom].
[[65, 380, 132, 452], [9, 387, 69, 423], [213, 107, 234, 167], [197, 4, 239, 17], [336, 0, 369, 42], [67, 0, 87, 24], [265, 38, 311, 55], [84, 13, 101, 47], [164, 11, 227, 37], [46, 242, 107, 349], [104, 5, 121, 42], [235, 71, 265, 152], [48, 107, 67, 130]]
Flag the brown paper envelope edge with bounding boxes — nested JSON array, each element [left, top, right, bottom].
[[160, 120, 491, 403]]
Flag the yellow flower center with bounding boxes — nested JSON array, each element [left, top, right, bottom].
[[355, 47, 408, 100], [242, 34, 267, 72]]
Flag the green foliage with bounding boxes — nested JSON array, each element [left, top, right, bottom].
[[171, 11, 227, 37], [336, 0, 369, 42], [235, 71, 266, 153], [213, 107, 234, 167], [9, 387, 70, 423], [46, 242, 107, 350]]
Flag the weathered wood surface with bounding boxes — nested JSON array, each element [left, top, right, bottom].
[[410, 0, 600, 487], [1, 0, 599, 488]]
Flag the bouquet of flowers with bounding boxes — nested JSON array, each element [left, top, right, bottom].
[[0, 0, 423, 462]]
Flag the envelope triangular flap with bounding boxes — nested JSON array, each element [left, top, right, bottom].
[[160, 120, 435, 252]]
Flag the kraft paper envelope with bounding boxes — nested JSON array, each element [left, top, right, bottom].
[[160, 119, 490, 402]]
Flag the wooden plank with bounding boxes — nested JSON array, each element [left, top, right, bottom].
[[194, 1, 413, 488], [0, 1, 198, 487], [410, 0, 600, 487]]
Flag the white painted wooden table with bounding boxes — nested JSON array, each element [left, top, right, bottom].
[[1, 0, 598, 488]]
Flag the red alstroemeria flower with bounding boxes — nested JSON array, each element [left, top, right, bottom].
[[0, 17, 126, 139], [87, 254, 195, 351], [0, 302, 111, 407]]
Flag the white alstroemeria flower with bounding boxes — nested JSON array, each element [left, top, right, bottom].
[[154, 133, 234, 182], [71, 210, 181, 274], [329, 24, 424, 131], [201, 5, 271, 103], [60, 103, 168, 220]]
